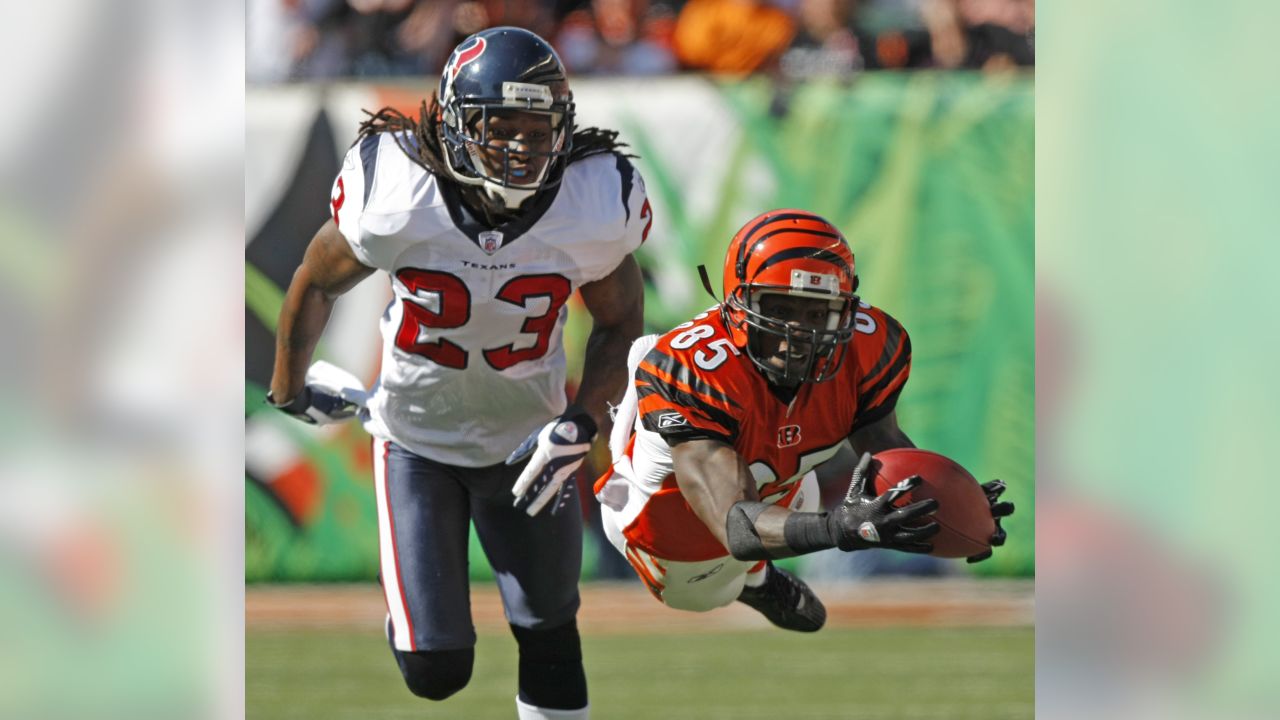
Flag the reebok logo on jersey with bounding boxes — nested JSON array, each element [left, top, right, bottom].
[[657, 413, 687, 428], [777, 425, 802, 448], [686, 562, 724, 583]]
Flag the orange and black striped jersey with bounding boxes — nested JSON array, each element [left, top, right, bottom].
[[610, 302, 911, 562]]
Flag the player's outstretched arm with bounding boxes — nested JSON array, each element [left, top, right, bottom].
[[713, 448, 941, 561], [666, 437, 928, 558], [574, 254, 644, 433], [269, 220, 374, 406]]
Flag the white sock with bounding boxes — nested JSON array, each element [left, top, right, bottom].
[[515, 696, 589, 719]]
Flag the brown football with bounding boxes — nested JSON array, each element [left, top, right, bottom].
[[871, 448, 995, 558]]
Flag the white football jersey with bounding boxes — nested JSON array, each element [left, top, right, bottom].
[[330, 132, 651, 466]]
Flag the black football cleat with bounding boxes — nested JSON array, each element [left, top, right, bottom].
[[737, 563, 827, 632]]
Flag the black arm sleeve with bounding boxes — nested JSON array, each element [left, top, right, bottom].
[[726, 501, 841, 560]]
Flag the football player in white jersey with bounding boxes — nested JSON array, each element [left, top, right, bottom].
[[267, 27, 648, 720]]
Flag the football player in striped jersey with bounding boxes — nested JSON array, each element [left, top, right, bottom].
[[596, 209, 1011, 631]]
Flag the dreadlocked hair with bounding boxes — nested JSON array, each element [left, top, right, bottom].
[[568, 127, 637, 162], [353, 91, 637, 175], [353, 95, 452, 177]]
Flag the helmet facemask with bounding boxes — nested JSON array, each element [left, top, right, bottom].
[[725, 278, 857, 387], [440, 87, 574, 213]]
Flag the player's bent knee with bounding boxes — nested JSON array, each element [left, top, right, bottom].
[[662, 582, 744, 612], [659, 566, 748, 612], [395, 647, 474, 700]]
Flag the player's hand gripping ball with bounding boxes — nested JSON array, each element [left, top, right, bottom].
[[871, 448, 1014, 561], [829, 452, 941, 553], [507, 408, 598, 516]]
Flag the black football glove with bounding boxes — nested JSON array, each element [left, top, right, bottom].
[[828, 452, 941, 553], [266, 386, 359, 425], [965, 479, 1015, 563]]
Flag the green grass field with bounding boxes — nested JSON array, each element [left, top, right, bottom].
[[247, 625, 1033, 719]]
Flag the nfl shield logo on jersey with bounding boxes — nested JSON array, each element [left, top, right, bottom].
[[479, 230, 503, 255]]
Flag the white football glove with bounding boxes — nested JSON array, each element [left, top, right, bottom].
[[267, 360, 369, 425], [507, 408, 597, 516]]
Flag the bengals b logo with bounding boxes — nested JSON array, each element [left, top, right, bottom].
[[777, 425, 802, 448]]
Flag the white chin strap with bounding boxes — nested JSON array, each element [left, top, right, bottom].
[[442, 157, 540, 212]]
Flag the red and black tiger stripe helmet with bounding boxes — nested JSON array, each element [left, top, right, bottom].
[[721, 209, 860, 385]]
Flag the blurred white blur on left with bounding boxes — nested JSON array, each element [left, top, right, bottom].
[[0, 1, 243, 717]]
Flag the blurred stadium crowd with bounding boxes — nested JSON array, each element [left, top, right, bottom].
[[248, 0, 1033, 82]]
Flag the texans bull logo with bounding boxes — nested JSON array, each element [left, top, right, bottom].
[[447, 37, 486, 80]]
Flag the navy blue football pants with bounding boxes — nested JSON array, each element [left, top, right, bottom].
[[373, 438, 585, 705]]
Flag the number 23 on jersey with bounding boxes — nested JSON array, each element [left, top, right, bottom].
[[394, 268, 571, 371]]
